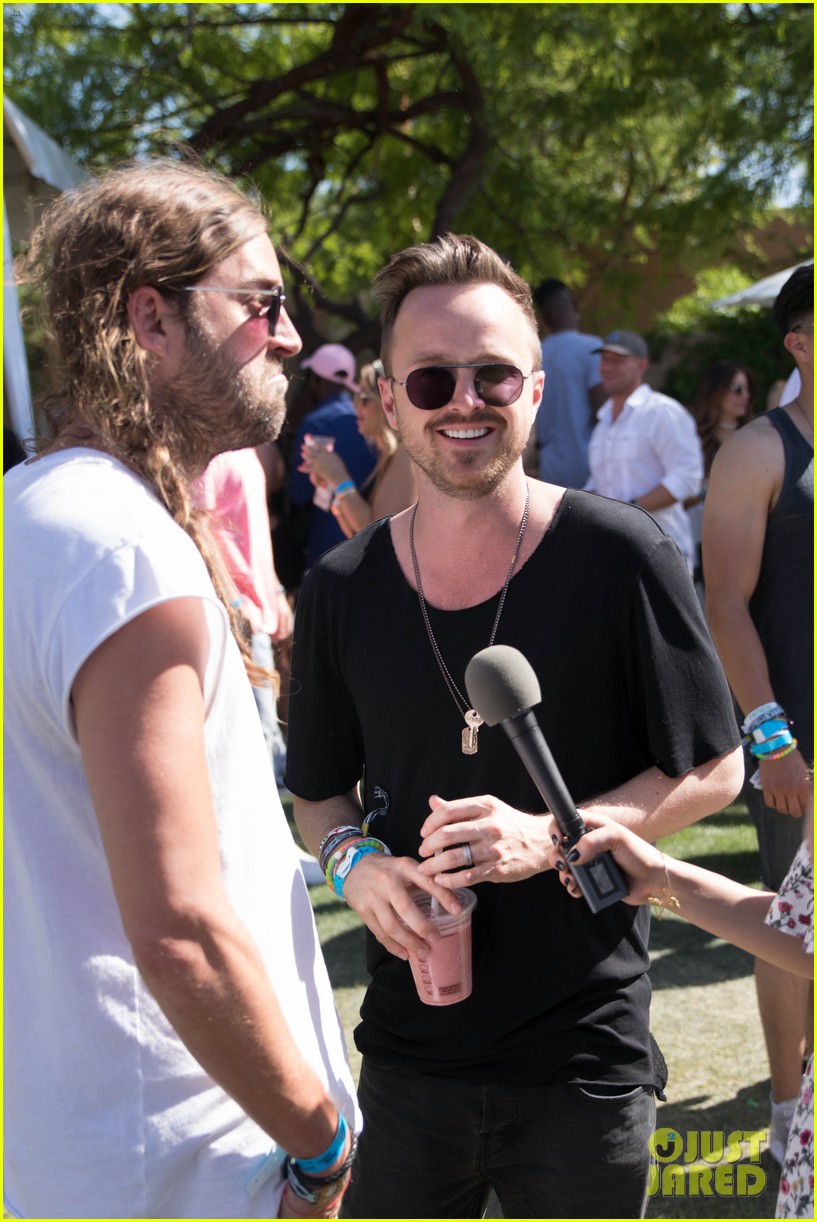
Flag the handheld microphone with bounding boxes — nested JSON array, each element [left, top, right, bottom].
[[464, 644, 628, 914]]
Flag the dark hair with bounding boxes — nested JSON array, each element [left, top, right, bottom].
[[772, 264, 813, 335], [691, 361, 755, 475], [532, 278, 569, 310], [373, 233, 541, 373]]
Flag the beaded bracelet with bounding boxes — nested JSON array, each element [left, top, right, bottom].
[[646, 853, 681, 919], [317, 823, 363, 856]]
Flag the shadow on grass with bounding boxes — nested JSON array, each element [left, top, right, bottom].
[[649, 917, 754, 990], [647, 1080, 780, 1220], [320, 922, 369, 989]]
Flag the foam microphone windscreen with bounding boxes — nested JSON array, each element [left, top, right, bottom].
[[464, 644, 542, 727]]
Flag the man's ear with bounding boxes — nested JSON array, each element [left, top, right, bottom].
[[379, 375, 399, 433], [127, 286, 179, 357], [783, 329, 808, 365]]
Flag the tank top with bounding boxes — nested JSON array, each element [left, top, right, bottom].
[[748, 407, 814, 762]]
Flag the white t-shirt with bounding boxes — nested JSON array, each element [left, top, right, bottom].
[[586, 383, 703, 564], [3, 450, 359, 1219]]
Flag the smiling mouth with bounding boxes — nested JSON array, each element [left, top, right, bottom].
[[439, 427, 492, 440]]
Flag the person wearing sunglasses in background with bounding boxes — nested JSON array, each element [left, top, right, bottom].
[[685, 361, 755, 596], [285, 233, 744, 1219], [703, 264, 813, 1171], [297, 361, 417, 538], [586, 330, 704, 574], [4, 160, 360, 1220]]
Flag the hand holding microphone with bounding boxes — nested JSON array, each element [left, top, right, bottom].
[[464, 644, 628, 914]]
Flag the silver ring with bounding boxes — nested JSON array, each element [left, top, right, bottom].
[[462, 843, 474, 868]]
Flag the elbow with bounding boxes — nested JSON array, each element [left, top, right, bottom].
[[126, 909, 225, 994], [713, 745, 745, 809]]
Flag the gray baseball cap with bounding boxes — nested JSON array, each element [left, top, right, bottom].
[[593, 330, 649, 359]]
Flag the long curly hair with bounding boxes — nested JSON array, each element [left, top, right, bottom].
[[691, 361, 755, 477], [19, 157, 273, 682]]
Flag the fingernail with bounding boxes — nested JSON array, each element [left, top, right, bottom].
[[554, 860, 565, 872], [567, 848, 580, 863]]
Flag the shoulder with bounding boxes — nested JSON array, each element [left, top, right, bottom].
[[555, 488, 669, 558], [709, 414, 784, 481], [306, 518, 391, 584]]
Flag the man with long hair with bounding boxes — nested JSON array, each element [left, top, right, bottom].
[[4, 159, 359, 1218]]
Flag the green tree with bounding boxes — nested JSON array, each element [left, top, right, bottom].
[[4, 2, 813, 344]]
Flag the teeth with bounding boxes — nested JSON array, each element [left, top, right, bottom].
[[441, 428, 490, 439]]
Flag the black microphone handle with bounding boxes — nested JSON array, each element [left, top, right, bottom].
[[498, 708, 629, 913], [501, 709, 585, 839]]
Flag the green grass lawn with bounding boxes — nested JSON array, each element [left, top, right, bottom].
[[292, 797, 787, 1219]]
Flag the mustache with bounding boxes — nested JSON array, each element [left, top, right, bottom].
[[429, 411, 505, 429]]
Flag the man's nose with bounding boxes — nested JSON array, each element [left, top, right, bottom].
[[270, 305, 302, 358]]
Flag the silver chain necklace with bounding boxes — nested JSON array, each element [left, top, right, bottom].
[[409, 482, 531, 755]]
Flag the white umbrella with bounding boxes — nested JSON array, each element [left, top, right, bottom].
[[712, 259, 813, 308]]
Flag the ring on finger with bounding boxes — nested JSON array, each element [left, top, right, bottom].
[[462, 843, 474, 868]]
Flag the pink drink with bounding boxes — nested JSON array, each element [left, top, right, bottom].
[[407, 888, 477, 1006]]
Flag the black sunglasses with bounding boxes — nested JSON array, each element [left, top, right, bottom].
[[181, 284, 286, 335], [389, 362, 534, 411]]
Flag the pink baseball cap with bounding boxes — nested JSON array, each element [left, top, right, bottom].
[[300, 343, 360, 392]]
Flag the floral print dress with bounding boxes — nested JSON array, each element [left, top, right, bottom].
[[765, 839, 813, 1219]]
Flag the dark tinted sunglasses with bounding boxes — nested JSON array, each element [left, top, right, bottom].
[[390, 362, 534, 411], [181, 284, 286, 335]]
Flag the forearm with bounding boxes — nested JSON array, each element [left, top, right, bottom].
[[634, 482, 676, 511], [294, 791, 365, 858], [132, 901, 344, 1158], [580, 749, 744, 842], [662, 858, 812, 977], [332, 488, 374, 537]]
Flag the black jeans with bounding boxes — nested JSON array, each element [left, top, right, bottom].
[[342, 1058, 655, 1219]]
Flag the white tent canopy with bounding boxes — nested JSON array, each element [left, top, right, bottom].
[[712, 258, 813, 309], [4, 96, 87, 449]]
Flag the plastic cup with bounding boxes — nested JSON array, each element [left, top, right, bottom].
[[407, 888, 477, 1006]]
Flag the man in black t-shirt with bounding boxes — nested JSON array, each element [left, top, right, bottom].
[[286, 234, 744, 1219]]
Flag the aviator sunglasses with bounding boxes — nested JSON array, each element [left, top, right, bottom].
[[181, 284, 286, 335], [389, 362, 534, 411]]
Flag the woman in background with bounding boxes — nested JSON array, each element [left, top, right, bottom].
[[687, 361, 755, 592], [692, 361, 755, 478], [299, 361, 416, 537]]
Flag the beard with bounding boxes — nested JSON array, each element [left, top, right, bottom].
[[397, 409, 528, 500], [154, 316, 288, 473]]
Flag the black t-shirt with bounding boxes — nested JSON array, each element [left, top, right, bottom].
[[286, 490, 739, 1086]]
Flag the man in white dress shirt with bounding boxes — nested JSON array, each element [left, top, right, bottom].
[[586, 329, 703, 570]]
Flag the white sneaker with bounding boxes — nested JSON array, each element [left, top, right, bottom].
[[768, 1092, 797, 1166]]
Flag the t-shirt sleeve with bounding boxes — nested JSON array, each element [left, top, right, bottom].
[[46, 531, 228, 743], [284, 562, 365, 800], [624, 534, 740, 775]]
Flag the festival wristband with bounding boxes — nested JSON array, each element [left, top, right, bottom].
[[329, 840, 390, 899], [292, 1111, 348, 1176], [333, 480, 355, 497], [741, 703, 786, 735], [749, 731, 795, 758]]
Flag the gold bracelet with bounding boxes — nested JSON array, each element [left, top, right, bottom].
[[646, 852, 681, 918]]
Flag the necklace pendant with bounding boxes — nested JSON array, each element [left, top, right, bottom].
[[462, 709, 483, 755]]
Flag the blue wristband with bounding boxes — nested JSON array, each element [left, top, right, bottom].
[[334, 480, 355, 496], [292, 1111, 348, 1175], [332, 842, 384, 899], [750, 730, 794, 758]]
